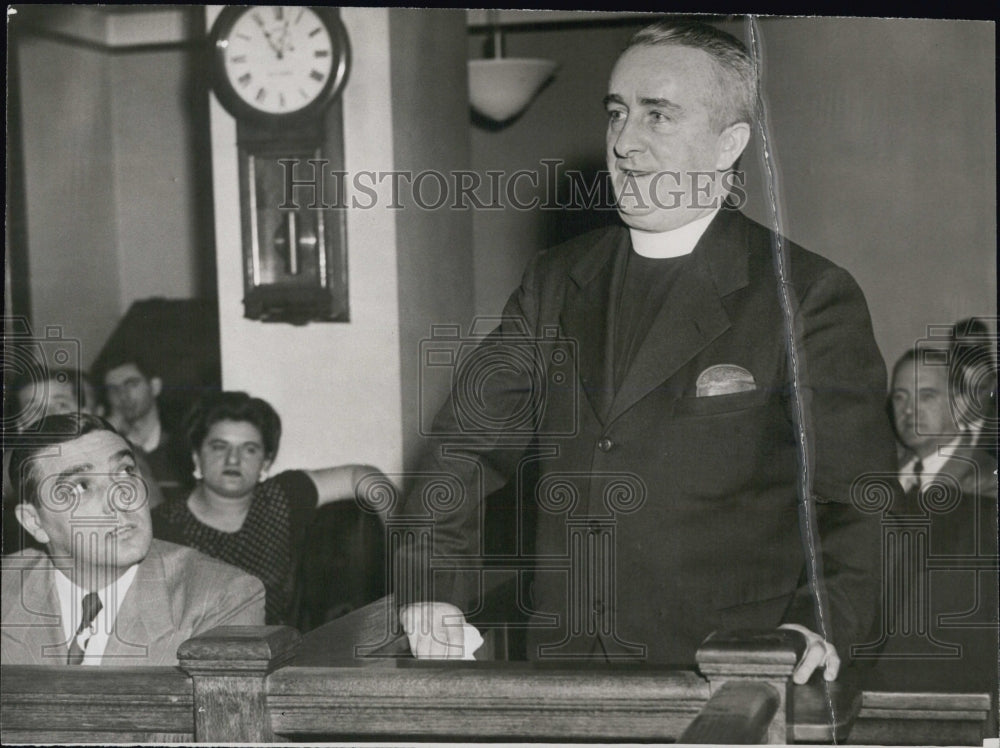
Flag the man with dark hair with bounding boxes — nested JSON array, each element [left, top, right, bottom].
[[399, 19, 898, 684], [99, 354, 187, 502], [2, 413, 265, 665], [3, 369, 164, 555]]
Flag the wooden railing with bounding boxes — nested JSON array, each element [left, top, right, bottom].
[[1, 594, 994, 744]]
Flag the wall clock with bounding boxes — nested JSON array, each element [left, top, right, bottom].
[[210, 6, 351, 323]]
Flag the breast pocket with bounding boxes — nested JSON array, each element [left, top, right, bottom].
[[666, 390, 790, 499], [672, 387, 769, 418]]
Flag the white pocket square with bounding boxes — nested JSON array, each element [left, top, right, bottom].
[[696, 364, 756, 397]]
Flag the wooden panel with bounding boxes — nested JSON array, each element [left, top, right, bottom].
[[789, 679, 863, 743], [0, 731, 193, 743], [861, 691, 992, 710], [848, 690, 993, 745], [848, 718, 989, 746], [0, 666, 193, 735], [268, 663, 709, 740], [679, 681, 779, 744]]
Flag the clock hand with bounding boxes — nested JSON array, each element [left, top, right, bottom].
[[276, 20, 292, 57], [251, 13, 284, 57]]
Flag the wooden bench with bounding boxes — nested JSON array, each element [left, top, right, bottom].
[[1, 595, 993, 744]]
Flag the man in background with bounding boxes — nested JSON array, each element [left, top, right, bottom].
[[874, 346, 998, 729], [2, 413, 264, 665], [99, 354, 187, 502]]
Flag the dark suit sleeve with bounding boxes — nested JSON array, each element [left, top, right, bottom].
[[780, 265, 899, 658], [394, 257, 546, 610]]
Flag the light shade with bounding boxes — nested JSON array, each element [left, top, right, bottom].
[[469, 58, 558, 122]]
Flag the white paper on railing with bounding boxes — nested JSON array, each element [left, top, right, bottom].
[[462, 623, 484, 660]]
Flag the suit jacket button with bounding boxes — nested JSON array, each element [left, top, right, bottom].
[[597, 437, 613, 452]]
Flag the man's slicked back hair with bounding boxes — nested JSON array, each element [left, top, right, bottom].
[[625, 19, 758, 130], [7, 413, 122, 507]]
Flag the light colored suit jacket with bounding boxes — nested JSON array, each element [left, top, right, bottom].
[[1, 539, 265, 666]]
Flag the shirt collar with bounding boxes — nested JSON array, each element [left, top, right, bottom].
[[900, 436, 965, 486], [137, 421, 162, 453], [628, 208, 720, 259], [54, 564, 139, 647]]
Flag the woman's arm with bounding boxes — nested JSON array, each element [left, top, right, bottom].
[[306, 464, 387, 510]]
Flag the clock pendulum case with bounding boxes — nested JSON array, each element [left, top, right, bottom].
[[210, 6, 350, 323]]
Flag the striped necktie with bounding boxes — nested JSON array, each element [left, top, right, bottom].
[[66, 592, 102, 665]]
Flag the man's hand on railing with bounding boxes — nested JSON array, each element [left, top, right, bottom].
[[778, 623, 841, 684], [399, 601, 467, 659]]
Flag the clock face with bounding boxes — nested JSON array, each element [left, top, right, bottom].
[[216, 6, 345, 117]]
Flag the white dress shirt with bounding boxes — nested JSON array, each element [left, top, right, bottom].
[[899, 436, 965, 492], [54, 564, 138, 665]]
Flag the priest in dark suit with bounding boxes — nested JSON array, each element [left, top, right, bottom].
[[2, 413, 264, 665], [397, 20, 898, 684]]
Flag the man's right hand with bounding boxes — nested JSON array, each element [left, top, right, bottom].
[[399, 601, 467, 659]]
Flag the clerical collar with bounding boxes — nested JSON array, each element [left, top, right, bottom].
[[629, 208, 720, 259]]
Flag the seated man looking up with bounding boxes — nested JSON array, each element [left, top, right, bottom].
[[2, 413, 264, 666], [3, 368, 164, 555]]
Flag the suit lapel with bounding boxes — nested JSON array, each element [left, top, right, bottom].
[[14, 556, 70, 664], [560, 227, 631, 423], [105, 543, 176, 664], [606, 208, 751, 424]]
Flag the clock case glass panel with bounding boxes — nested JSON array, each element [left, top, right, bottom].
[[238, 113, 349, 324]]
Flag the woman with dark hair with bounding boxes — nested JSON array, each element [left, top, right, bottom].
[[151, 391, 384, 625]]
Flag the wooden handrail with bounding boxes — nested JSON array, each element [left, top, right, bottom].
[[269, 663, 708, 740], [679, 680, 780, 743], [2, 606, 993, 744]]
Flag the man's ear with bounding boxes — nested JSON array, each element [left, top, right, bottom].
[[14, 503, 50, 545], [150, 377, 163, 398], [715, 122, 751, 171]]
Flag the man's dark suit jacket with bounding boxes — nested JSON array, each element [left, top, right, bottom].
[[2, 539, 265, 665], [400, 207, 898, 666], [864, 444, 998, 687]]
